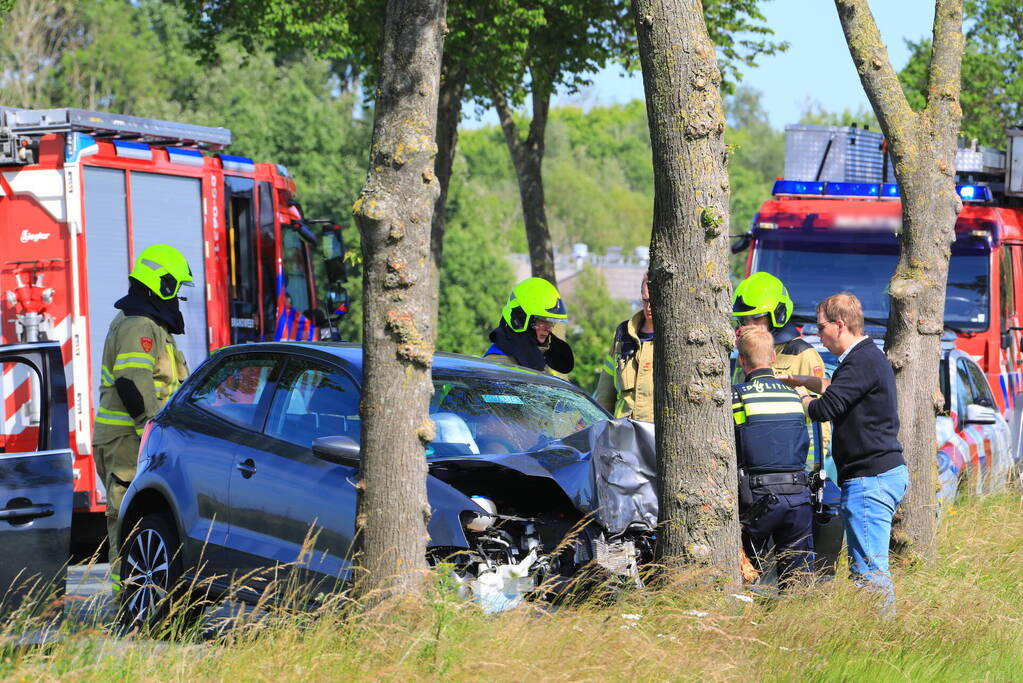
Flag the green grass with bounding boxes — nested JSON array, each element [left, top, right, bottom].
[[3, 492, 1022, 682]]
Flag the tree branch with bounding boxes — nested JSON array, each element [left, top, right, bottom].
[[925, 0, 964, 118], [834, 0, 917, 141]]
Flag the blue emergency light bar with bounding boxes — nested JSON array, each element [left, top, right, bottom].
[[772, 180, 825, 196], [957, 184, 992, 202], [773, 179, 991, 203]]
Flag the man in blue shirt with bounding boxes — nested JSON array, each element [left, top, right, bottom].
[[778, 293, 908, 609]]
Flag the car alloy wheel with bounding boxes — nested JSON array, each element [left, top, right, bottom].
[[118, 512, 196, 632], [123, 527, 171, 625]]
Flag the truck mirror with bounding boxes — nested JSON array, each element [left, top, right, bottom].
[[730, 233, 753, 254], [326, 285, 349, 319], [325, 255, 347, 284], [288, 220, 318, 245]]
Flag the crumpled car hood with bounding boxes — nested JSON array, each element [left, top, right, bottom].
[[427, 418, 657, 535]]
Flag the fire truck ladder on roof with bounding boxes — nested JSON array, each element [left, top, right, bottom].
[[0, 106, 231, 152]]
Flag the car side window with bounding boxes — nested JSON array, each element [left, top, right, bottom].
[[265, 358, 361, 448], [938, 358, 950, 414], [0, 360, 43, 453], [965, 360, 995, 407], [955, 360, 973, 414], [190, 355, 277, 429]]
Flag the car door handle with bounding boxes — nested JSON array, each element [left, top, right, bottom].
[[236, 458, 257, 478], [0, 504, 55, 523]]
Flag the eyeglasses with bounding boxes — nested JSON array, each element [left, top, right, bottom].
[[642, 298, 651, 305], [817, 319, 838, 330]]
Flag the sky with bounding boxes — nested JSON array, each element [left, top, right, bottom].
[[466, 1, 939, 130]]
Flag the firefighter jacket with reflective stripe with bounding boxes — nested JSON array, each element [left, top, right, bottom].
[[93, 312, 188, 444], [732, 368, 809, 474], [593, 310, 654, 422]]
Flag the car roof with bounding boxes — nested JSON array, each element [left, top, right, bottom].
[[211, 341, 575, 388]]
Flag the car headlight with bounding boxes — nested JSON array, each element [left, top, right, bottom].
[[466, 495, 497, 532]]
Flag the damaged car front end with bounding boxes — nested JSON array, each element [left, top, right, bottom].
[[422, 373, 658, 611]]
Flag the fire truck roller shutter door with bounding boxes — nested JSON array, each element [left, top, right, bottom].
[[129, 172, 208, 372], [83, 167, 130, 414]]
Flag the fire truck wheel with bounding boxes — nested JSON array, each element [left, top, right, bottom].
[[118, 512, 205, 635]]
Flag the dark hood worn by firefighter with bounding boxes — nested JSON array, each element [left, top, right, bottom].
[[484, 277, 574, 374], [92, 244, 193, 588]]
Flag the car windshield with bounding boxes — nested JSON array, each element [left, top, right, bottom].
[[428, 375, 608, 456], [752, 230, 990, 330]]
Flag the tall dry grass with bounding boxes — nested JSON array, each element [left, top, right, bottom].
[[2, 491, 1021, 682]]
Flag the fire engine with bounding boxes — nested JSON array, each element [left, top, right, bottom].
[[735, 123, 1023, 462], [0, 107, 349, 550]]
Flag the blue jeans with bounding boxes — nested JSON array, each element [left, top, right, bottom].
[[840, 464, 908, 608]]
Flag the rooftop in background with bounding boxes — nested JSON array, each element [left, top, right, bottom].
[[508, 244, 648, 306]]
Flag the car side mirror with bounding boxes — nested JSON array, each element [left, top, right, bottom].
[[965, 403, 997, 425], [312, 435, 360, 465]]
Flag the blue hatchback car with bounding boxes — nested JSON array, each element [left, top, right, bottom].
[[117, 342, 656, 625]]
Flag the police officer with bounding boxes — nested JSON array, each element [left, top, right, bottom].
[[733, 328, 814, 588], [92, 244, 193, 588], [594, 273, 654, 421], [483, 277, 574, 374]]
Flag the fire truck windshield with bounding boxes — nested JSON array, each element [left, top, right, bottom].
[[752, 230, 990, 331]]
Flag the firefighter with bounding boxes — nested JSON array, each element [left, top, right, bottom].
[[732, 271, 831, 461], [92, 244, 193, 588], [483, 277, 574, 375], [733, 328, 815, 588], [732, 271, 826, 381], [594, 273, 654, 421]]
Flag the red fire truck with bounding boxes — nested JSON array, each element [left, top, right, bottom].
[[0, 107, 348, 550], [735, 123, 1023, 462]]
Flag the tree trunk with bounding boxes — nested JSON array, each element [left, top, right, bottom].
[[352, 0, 447, 600], [493, 84, 557, 284], [431, 58, 467, 274], [835, 0, 964, 563], [632, 0, 739, 581]]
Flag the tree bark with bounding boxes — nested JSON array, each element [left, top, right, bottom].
[[835, 0, 964, 563], [632, 0, 739, 581], [352, 0, 447, 600], [492, 82, 557, 285]]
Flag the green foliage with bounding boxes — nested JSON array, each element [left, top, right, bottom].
[[454, 88, 783, 286], [176, 0, 365, 63], [798, 99, 880, 131], [725, 88, 784, 280], [435, 182, 517, 355], [899, 0, 1023, 147], [565, 266, 635, 392]]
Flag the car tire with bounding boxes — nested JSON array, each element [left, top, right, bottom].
[[118, 512, 204, 634]]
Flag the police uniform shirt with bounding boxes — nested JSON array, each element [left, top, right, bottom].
[[732, 368, 810, 474]]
